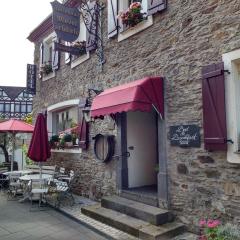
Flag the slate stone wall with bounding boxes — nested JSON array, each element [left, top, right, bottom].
[[32, 0, 240, 231]]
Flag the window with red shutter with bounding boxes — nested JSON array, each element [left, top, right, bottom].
[[202, 62, 227, 151]]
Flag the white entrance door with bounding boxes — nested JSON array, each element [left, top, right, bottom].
[[127, 111, 157, 188]]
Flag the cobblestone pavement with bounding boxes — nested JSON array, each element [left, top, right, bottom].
[[0, 193, 108, 240]]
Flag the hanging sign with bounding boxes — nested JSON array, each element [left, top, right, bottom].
[[170, 125, 201, 147], [51, 0, 80, 42], [54, 42, 85, 56], [26, 64, 36, 94]]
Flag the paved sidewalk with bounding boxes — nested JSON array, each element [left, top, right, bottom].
[[0, 193, 108, 240]]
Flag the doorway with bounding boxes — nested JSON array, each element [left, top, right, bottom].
[[126, 111, 158, 191]]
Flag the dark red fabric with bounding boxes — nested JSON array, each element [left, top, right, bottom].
[[90, 77, 164, 118], [0, 119, 34, 133], [27, 113, 51, 162], [202, 62, 227, 151]]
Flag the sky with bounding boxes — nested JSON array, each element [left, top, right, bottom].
[[0, 0, 53, 87]]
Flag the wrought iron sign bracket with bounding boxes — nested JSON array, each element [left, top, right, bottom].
[[79, 0, 105, 72]]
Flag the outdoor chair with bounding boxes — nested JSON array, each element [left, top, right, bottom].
[[0, 167, 8, 191], [26, 165, 40, 174], [29, 178, 49, 210], [41, 165, 56, 176], [58, 170, 74, 184], [7, 173, 23, 200]]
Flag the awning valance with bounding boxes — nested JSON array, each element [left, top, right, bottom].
[[90, 77, 164, 118]]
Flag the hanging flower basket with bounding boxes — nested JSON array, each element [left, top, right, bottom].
[[118, 2, 147, 28]]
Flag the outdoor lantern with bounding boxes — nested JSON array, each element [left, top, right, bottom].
[[82, 107, 92, 123]]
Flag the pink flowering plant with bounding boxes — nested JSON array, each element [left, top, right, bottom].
[[118, 2, 147, 28], [199, 219, 221, 240]]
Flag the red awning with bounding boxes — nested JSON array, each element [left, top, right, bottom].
[[91, 77, 164, 118]]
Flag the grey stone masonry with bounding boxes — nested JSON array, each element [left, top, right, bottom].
[[31, 0, 240, 233]]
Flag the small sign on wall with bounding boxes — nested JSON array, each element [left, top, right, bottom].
[[26, 64, 36, 94], [170, 125, 201, 147]]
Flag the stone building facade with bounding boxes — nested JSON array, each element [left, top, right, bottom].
[[28, 0, 240, 232]]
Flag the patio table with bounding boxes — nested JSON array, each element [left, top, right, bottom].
[[3, 170, 33, 176], [18, 174, 53, 203], [19, 174, 53, 181]]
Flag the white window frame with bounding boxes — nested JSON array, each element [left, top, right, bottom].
[[47, 99, 82, 154], [118, 0, 153, 42], [42, 32, 56, 81], [223, 49, 240, 163]]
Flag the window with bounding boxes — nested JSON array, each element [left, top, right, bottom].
[[27, 104, 32, 113], [66, 14, 90, 69], [0, 103, 3, 112], [4, 103, 10, 112], [108, 0, 167, 41], [40, 33, 58, 81], [223, 49, 240, 163], [15, 103, 20, 113]]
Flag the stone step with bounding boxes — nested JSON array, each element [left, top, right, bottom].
[[171, 232, 198, 240], [81, 204, 185, 240], [101, 195, 171, 226], [120, 190, 159, 207]]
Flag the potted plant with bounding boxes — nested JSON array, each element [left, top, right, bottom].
[[118, 2, 147, 28], [64, 134, 73, 147], [50, 135, 59, 149], [40, 62, 53, 76]]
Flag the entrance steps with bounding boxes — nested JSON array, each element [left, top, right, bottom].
[[81, 196, 185, 239], [120, 189, 159, 207]]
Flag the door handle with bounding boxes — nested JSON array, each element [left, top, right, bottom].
[[128, 146, 134, 150]]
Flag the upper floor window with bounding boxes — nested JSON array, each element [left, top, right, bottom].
[[39, 33, 59, 81], [65, 14, 90, 68], [108, 0, 167, 41]]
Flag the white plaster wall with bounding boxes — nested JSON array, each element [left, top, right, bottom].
[[127, 111, 157, 188]]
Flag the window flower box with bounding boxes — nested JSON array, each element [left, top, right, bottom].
[[39, 62, 53, 79], [71, 41, 87, 56], [118, 2, 147, 28]]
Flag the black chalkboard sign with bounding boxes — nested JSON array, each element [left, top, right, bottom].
[[170, 125, 201, 147], [26, 64, 36, 94]]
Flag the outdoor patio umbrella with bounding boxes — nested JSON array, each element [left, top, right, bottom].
[[27, 113, 51, 178], [0, 119, 34, 171]]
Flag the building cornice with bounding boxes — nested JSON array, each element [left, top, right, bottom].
[[27, 0, 79, 43]]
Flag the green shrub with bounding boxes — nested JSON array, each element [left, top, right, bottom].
[[64, 134, 72, 142]]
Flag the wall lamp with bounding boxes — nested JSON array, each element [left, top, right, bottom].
[[82, 88, 103, 123]]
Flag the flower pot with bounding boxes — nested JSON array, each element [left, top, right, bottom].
[[65, 142, 73, 148]]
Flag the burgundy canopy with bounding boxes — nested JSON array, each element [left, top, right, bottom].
[[91, 77, 164, 118], [27, 113, 51, 162], [0, 119, 34, 133]]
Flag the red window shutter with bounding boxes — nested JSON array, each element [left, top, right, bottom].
[[147, 0, 167, 15], [85, 1, 98, 52], [78, 99, 89, 150], [202, 62, 227, 151]]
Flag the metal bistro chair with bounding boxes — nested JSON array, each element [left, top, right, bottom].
[[29, 178, 49, 210], [54, 170, 76, 207], [0, 167, 8, 191], [7, 173, 23, 200]]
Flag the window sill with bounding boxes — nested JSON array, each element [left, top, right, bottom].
[[118, 16, 153, 42], [51, 148, 82, 154], [42, 71, 55, 81], [71, 52, 90, 69]]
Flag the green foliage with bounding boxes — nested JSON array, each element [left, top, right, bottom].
[[216, 223, 240, 240], [64, 134, 72, 142], [22, 144, 33, 165], [50, 135, 59, 142], [24, 113, 33, 124]]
